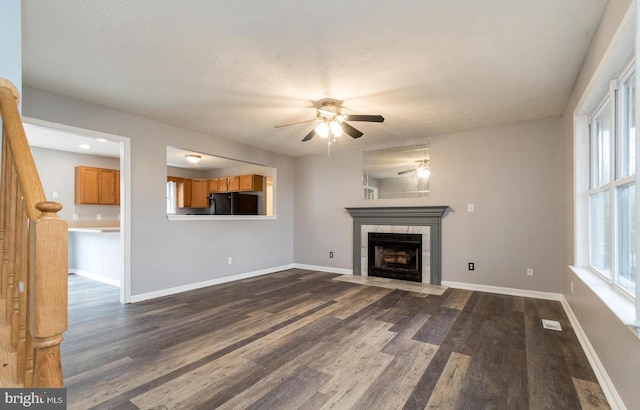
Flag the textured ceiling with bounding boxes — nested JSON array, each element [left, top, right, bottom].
[[21, 0, 608, 157]]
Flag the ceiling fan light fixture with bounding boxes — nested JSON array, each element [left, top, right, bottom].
[[416, 166, 430, 179], [330, 121, 343, 137], [186, 154, 201, 164], [315, 122, 330, 138]]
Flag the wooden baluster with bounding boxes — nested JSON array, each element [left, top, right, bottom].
[[30, 201, 67, 388], [10, 167, 21, 351], [13, 202, 28, 386], [0, 131, 7, 301], [4, 156, 17, 322], [24, 204, 34, 387]]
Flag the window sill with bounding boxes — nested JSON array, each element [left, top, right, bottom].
[[570, 266, 639, 333], [167, 214, 277, 221]]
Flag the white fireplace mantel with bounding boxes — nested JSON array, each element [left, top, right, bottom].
[[345, 206, 449, 285]]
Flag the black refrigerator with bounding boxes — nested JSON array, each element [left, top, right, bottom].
[[210, 193, 232, 215], [210, 193, 259, 215]]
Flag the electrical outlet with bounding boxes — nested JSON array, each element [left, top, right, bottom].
[[467, 203, 474, 212], [227, 257, 232, 265], [329, 251, 334, 258], [96, 213, 102, 220], [72, 213, 79, 221], [52, 191, 59, 199], [527, 268, 534, 276], [468, 262, 474, 270]]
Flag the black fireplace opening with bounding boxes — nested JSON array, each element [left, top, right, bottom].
[[368, 232, 422, 282]]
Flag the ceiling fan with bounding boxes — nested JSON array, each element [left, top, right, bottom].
[[398, 160, 430, 178], [275, 100, 384, 143]]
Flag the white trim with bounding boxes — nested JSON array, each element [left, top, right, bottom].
[[293, 264, 353, 275], [69, 269, 120, 287], [560, 296, 626, 410], [441, 281, 563, 301], [128, 264, 295, 303], [168, 214, 277, 221]]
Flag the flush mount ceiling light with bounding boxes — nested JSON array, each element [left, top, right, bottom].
[[78, 144, 91, 150], [185, 154, 201, 164]]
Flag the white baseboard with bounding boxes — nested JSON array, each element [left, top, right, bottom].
[[441, 280, 563, 301], [69, 269, 120, 287], [128, 264, 295, 303], [560, 296, 626, 410], [293, 264, 353, 275]]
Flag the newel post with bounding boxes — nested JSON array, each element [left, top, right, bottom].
[[29, 201, 68, 387]]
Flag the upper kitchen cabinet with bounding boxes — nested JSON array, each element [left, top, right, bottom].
[[169, 177, 210, 209], [238, 174, 263, 192], [190, 179, 209, 208], [75, 166, 120, 205]]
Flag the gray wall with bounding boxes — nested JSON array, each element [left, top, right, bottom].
[[31, 146, 120, 223], [0, 0, 21, 103], [294, 117, 563, 293], [560, 0, 640, 407], [23, 87, 294, 296]]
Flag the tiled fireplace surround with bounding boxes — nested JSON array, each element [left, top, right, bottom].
[[346, 206, 449, 285]]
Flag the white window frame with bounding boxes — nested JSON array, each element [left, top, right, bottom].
[[587, 65, 637, 298], [571, 2, 639, 334]]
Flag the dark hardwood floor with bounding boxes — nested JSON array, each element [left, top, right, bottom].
[[64, 269, 609, 409]]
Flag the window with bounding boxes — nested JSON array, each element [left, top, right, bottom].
[[588, 65, 637, 296], [167, 181, 177, 214]]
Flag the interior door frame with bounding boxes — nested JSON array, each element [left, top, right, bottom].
[[23, 117, 132, 304]]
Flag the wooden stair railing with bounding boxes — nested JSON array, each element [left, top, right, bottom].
[[0, 78, 68, 388]]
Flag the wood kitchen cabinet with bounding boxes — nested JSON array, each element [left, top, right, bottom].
[[218, 177, 228, 192], [227, 176, 240, 191], [208, 177, 228, 193], [190, 179, 209, 208], [239, 174, 263, 191], [177, 178, 191, 208], [207, 174, 264, 194], [208, 178, 219, 193], [75, 166, 120, 205], [99, 168, 118, 204], [171, 177, 209, 208]]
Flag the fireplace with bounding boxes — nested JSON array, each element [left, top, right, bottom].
[[368, 233, 422, 282], [346, 206, 449, 285]]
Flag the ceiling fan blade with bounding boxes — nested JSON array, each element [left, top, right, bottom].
[[274, 118, 316, 128], [343, 114, 384, 123], [302, 128, 317, 142], [397, 169, 415, 175], [341, 122, 364, 139]]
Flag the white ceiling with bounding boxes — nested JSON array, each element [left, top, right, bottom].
[[24, 122, 121, 158], [21, 1, 608, 157]]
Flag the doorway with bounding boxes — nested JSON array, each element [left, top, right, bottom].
[[23, 117, 131, 303]]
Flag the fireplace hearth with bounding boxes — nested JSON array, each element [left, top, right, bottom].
[[368, 233, 422, 282]]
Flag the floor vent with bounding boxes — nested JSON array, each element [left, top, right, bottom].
[[542, 319, 562, 331]]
